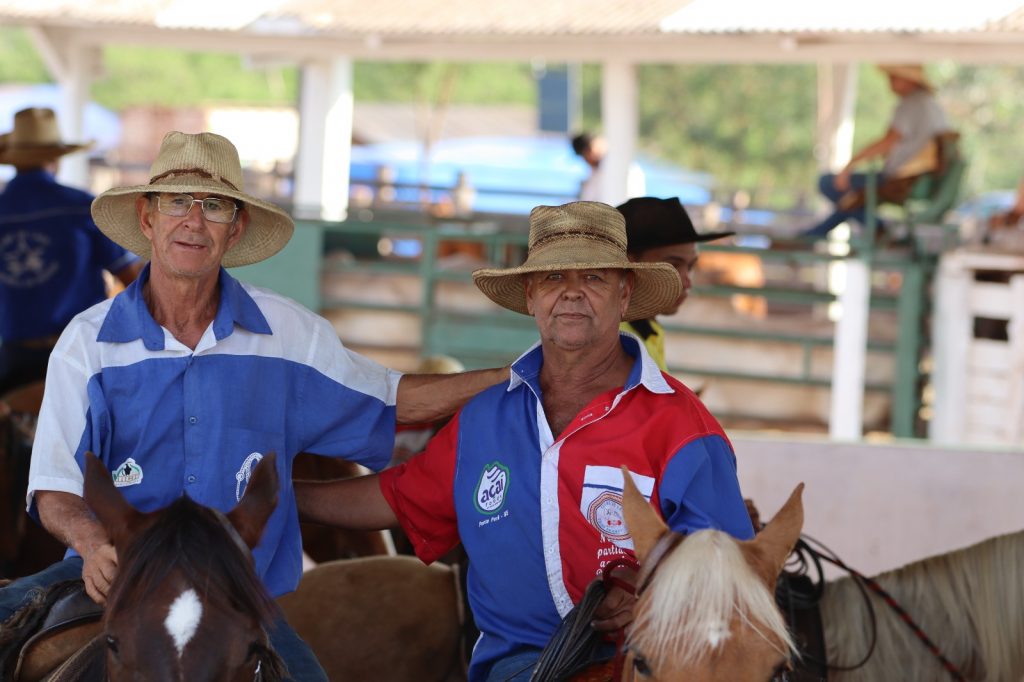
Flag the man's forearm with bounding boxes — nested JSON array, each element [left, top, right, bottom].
[[396, 367, 509, 424], [294, 474, 398, 530], [35, 490, 110, 556]]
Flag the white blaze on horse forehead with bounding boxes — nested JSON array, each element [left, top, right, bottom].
[[164, 589, 203, 657]]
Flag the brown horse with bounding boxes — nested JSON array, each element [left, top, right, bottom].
[[278, 555, 466, 681], [83, 451, 286, 681], [819, 528, 1024, 681], [0, 381, 64, 579]]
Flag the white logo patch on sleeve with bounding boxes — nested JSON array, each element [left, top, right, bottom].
[[164, 589, 203, 657]]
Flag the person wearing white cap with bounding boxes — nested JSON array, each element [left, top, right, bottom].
[[0, 107, 141, 394], [296, 201, 755, 681], [1, 130, 507, 679], [801, 64, 952, 239]]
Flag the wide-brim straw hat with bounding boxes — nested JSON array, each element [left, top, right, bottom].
[[878, 64, 934, 92], [472, 201, 681, 321], [92, 131, 294, 268], [0, 107, 93, 166]]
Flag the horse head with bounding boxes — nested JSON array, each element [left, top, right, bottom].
[[84, 451, 284, 682], [621, 468, 803, 682]]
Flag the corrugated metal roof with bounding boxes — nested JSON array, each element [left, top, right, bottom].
[[660, 0, 1024, 34], [1, 1, 1022, 40]]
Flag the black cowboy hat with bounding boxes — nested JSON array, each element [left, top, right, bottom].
[[617, 196, 734, 253]]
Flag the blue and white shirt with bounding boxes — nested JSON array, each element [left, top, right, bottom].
[[0, 170, 138, 342], [27, 265, 401, 596]]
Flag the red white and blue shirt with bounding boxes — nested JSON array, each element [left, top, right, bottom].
[[27, 265, 400, 597], [380, 334, 754, 680]]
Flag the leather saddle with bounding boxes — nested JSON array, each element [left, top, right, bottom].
[[1, 580, 104, 682]]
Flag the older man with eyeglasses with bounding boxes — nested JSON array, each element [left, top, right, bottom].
[[0, 131, 508, 680]]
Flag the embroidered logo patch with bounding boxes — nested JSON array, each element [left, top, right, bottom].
[[235, 452, 263, 502], [111, 457, 143, 488], [587, 491, 628, 539], [474, 461, 510, 515]]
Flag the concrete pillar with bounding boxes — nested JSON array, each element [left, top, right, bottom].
[[294, 57, 353, 221], [829, 258, 871, 440], [600, 60, 640, 206]]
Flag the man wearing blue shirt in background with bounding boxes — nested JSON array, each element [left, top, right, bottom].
[[0, 107, 142, 395], [0, 130, 507, 680]]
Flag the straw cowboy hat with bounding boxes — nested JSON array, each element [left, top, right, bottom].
[[472, 201, 681, 321], [0, 107, 93, 166], [878, 64, 934, 92], [617, 196, 734, 253], [92, 131, 294, 267]]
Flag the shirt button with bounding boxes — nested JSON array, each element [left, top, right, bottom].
[[188, 416, 198, 425], [187, 474, 197, 483]]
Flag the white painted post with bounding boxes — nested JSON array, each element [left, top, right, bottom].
[[56, 46, 97, 190], [599, 60, 639, 206], [929, 252, 971, 443], [294, 57, 353, 221], [815, 63, 858, 173], [829, 258, 870, 440]]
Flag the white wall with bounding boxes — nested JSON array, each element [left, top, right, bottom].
[[734, 434, 1024, 578]]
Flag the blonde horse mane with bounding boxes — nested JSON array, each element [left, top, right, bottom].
[[628, 529, 795, 668], [821, 528, 1024, 681]]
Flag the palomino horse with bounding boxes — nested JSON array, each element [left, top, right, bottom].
[[83, 451, 285, 681], [817, 528, 1024, 681], [280, 476, 803, 682], [618, 471, 803, 682]]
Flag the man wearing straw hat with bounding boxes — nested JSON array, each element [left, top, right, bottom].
[[296, 200, 754, 681], [0, 107, 141, 395], [2, 131, 507, 679], [800, 64, 952, 239]]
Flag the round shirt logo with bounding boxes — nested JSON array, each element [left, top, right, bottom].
[[0, 230, 59, 287], [588, 491, 628, 539], [474, 461, 510, 515]]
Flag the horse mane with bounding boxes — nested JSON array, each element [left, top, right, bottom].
[[105, 497, 278, 628], [821, 528, 1024, 681], [628, 529, 794, 667]]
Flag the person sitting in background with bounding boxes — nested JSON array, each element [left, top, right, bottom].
[[800, 64, 952, 240], [617, 196, 735, 371], [0, 107, 142, 395], [988, 177, 1024, 231]]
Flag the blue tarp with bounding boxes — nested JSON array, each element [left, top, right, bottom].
[[350, 135, 714, 215]]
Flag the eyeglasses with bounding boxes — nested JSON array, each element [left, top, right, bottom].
[[155, 193, 239, 223]]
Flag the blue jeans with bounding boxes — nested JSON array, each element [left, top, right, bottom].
[[0, 557, 326, 682], [802, 173, 888, 238], [485, 648, 542, 682]]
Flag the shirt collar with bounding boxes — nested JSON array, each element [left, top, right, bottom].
[[97, 264, 272, 349], [8, 169, 56, 187], [507, 332, 674, 396]]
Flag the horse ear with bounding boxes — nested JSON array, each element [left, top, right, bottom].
[[226, 452, 279, 549], [620, 466, 668, 565], [744, 483, 804, 590], [83, 451, 147, 551]]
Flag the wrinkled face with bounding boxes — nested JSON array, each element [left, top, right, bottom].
[[632, 243, 697, 315], [104, 576, 265, 682], [524, 268, 632, 352], [136, 193, 247, 280], [624, 622, 791, 682]]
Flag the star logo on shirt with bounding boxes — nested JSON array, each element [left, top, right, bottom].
[[0, 230, 59, 287]]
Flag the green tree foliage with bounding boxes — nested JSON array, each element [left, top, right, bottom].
[[2, 25, 1022, 200]]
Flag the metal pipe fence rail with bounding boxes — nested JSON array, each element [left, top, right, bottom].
[[292, 216, 936, 437]]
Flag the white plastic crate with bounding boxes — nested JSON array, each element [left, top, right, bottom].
[[931, 249, 1024, 446]]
